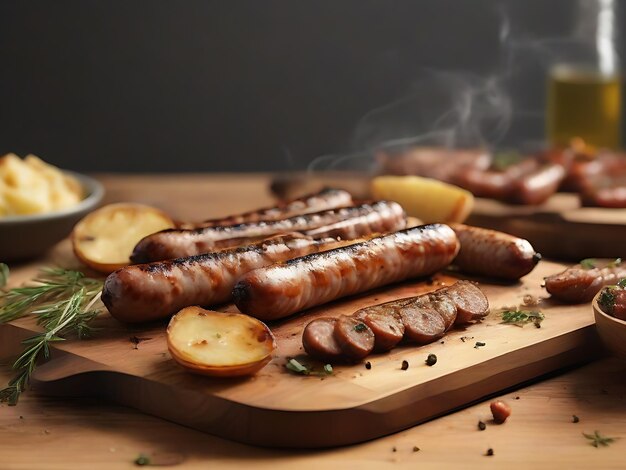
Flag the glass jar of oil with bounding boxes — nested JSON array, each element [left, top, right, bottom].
[[547, 65, 621, 149]]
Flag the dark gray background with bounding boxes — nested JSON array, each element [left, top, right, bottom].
[[0, 1, 622, 172]]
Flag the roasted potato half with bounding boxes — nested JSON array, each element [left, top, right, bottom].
[[167, 306, 276, 377], [72, 203, 175, 273], [372, 175, 474, 224]]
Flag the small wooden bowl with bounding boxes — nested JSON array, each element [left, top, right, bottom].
[[593, 291, 626, 359]]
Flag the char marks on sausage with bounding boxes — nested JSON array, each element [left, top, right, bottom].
[[131, 200, 406, 263], [181, 188, 353, 229], [102, 234, 340, 323], [233, 224, 460, 321]]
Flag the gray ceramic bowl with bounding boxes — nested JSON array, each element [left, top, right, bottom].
[[0, 172, 104, 262]]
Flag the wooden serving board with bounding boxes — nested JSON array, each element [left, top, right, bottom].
[[271, 171, 626, 260], [0, 241, 602, 448]]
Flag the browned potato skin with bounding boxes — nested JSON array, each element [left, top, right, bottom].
[[166, 307, 276, 378], [167, 348, 274, 378]]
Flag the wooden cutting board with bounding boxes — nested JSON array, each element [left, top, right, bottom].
[[0, 241, 602, 448]]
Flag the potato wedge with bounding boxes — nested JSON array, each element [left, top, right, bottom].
[[72, 203, 175, 273], [371, 175, 474, 224], [167, 306, 276, 377]]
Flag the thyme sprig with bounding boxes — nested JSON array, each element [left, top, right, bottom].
[[0, 267, 104, 405]]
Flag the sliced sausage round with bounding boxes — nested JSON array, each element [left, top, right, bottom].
[[354, 307, 405, 352], [397, 306, 446, 344], [333, 315, 375, 360], [302, 318, 344, 362], [444, 281, 490, 324]]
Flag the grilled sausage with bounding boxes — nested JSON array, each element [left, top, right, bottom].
[[301, 280, 489, 362], [509, 163, 566, 205], [102, 234, 342, 323], [233, 224, 460, 320], [302, 202, 406, 240], [131, 200, 405, 263], [450, 224, 541, 280], [545, 262, 626, 303], [302, 318, 344, 362], [180, 188, 353, 229], [453, 159, 539, 200]]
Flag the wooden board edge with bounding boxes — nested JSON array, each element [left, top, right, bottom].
[[25, 325, 602, 448]]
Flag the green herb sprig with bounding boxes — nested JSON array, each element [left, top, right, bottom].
[[0, 267, 104, 405], [583, 430, 618, 448], [285, 358, 333, 377], [501, 309, 545, 328], [580, 259, 597, 270]]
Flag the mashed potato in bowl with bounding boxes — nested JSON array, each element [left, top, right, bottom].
[[0, 153, 84, 217]]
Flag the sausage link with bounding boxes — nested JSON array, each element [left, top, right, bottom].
[[509, 163, 566, 205], [545, 262, 626, 303], [103, 234, 341, 323], [449, 224, 541, 280], [180, 188, 353, 229], [131, 201, 405, 263], [233, 224, 460, 321], [453, 159, 539, 200], [302, 201, 406, 239]]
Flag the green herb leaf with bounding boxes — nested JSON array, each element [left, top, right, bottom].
[[0, 268, 104, 404], [608, 258, 622, 268], [354, 323, 367, 332], [598, 289, 617, 314], [285, 358, 334, 377], [501, 309, 545, 328], [618, 278, 626, 288], [583, 430, 618, 448], [0, 263, 9, 289], [285, 358, 309, 374], [580, 258, 597, 270]]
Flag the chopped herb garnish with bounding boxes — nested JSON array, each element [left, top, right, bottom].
[[598, 289, 617, 314], [401, 360, 409, 370], [0, 263, 8, 289], [285, 358, 308, 374], [608, 258, 622, 268], [285, 358, 333, 377], [134, 454, 151, 466], [618, 278, 626, 288], [580, 258, 597, 270], [501, 309, 544, 328], [474, 341, 486, 349], [425, 354, 437, 366], [354, 323, 367, 333], [478, 420, 486, 431], [573, 415, 580, 423], [583, 430, 618, 448]]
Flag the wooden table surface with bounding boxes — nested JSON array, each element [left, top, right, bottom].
[[1, 173, 625, 470]]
